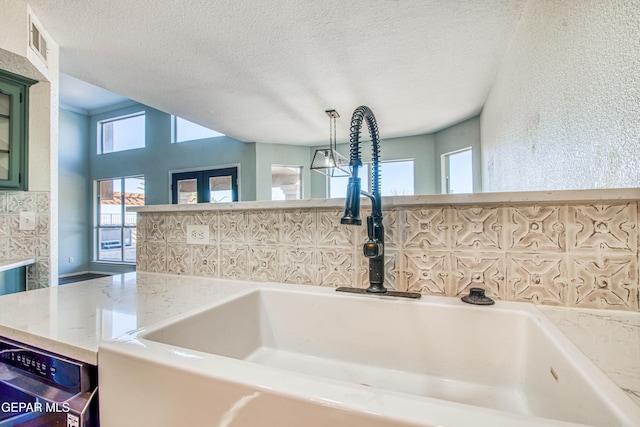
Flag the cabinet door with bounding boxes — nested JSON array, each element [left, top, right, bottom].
[[0, 70, 36, 191]]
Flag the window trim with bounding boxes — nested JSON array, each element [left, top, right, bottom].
[[171, 166, 239, 204], [97, 111, 146, 154], [271, 164, 303, 201], [441, 147, 473, 194], [95, 175, 144, 264]]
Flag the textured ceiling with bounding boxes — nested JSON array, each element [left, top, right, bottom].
[[59, 73, 131, 114], [29, 0, 527, 145]]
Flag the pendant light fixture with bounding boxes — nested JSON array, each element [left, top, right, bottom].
[[310, 109, 350, 177]]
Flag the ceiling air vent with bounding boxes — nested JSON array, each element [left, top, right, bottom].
[[29, 19, 48, 64]]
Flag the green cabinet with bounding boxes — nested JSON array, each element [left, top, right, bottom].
[[0, 69, 36, 191]]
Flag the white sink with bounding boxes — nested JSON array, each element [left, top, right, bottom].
[[99, 284, 640, 427]]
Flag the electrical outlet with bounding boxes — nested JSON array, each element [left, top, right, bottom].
[[19, 212, 36, 231], [68, 257, 74, 263], [186, 225, 209, 245]]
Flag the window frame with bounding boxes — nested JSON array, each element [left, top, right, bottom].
[[441, 147, 473, 194], [97, 111, 146, 154], [0, 69, 36, 191], [271, 165, 302, 201], [95, 175, 144, 264], [171, 167, 238, 204]]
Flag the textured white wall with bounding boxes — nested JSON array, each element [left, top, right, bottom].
[[481, 0, 640, 192], [0, 3, 59, 285]]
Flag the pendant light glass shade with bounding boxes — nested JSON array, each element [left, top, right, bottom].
[[311, 147, 350, 177], [310, 109, 351, 177]]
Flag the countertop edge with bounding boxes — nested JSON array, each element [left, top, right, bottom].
[[0, 258, 35, 272], [129, 188, 640, 213]]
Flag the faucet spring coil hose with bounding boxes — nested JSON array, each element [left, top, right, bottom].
[[349, 110, 364, 164], [367, 115, 381, 195], [349, 106, 381, 195]]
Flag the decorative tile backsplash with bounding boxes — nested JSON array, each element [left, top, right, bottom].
[[0, 191, 50, 289], [137, 200, 640, 311]]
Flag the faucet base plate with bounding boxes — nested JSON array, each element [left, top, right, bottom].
[[336, 287, 421, 299]]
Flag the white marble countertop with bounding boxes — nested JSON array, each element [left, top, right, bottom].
[[538, 305, 640, 406], [0, 272, 255, 364], [0, 272, 637, 407], [0, 258, 35, 272]]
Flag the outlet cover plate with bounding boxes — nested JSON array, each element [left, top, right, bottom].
[[19, 212, 36, 231], [186, 225, 209, 245]]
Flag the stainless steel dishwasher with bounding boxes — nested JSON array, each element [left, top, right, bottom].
[[0, 337, 98, 426]]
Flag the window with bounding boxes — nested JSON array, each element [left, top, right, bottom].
[[442, 148, 473, 194], [328, 160, 414, 198], [378, 160, 414, 196], [99, 112, 145, 154], [97, 176, 144, 263], [171, 116, 224, 143], [172, 167, 238, 204], [271, 166, 302, 200], [0, 69, 36, 190], [329, 165, 367, 199]]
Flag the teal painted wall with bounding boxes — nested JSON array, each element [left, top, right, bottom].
[[59, 100, 480, 276], [255, 143, 312, 200], [58, 109, 91, 276], [309, 118, 481, 198], [89, 103, 257, 205], [58, 104, 256, 275], [85, 103, 256, 274], [310, 133, 437, 198]]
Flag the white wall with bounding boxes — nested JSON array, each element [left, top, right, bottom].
[[481, 0, 640, 192], [0, 1, 59, 285]]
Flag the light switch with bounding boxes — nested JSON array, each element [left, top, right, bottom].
[[19, 212, 36, 231], [186, 225, 209, 245]]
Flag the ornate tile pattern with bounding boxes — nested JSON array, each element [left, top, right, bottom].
[[219, 244, 248, 278], [507, 254, 567, 305], [137, 200, 640, 311], [248, 211, 281, 245], [403, 208, 449, 250], [569, 255, 638, 310], [404, 250, 449, 295], [509, 206, 565, 252], [191, 245, 218, 278], [282, 211, 315, 246], [0, 192, 51, 287], [281, 247, 316, 285], [138, 242, 166, 273], [219, 212, 247, 243], [451, 253, 505, 299], [568, 204, 637, 253], [317, 210, 353, 247], [452, 207, 503, 250], [249, 246, 281, 282], [165, 214, 189, 243], [144, 214, 166, 242], [318, 249, 355, 287], [166, 244, 191, 275]]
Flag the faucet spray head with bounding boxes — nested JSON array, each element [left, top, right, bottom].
[[340, 177, 362, 225]]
